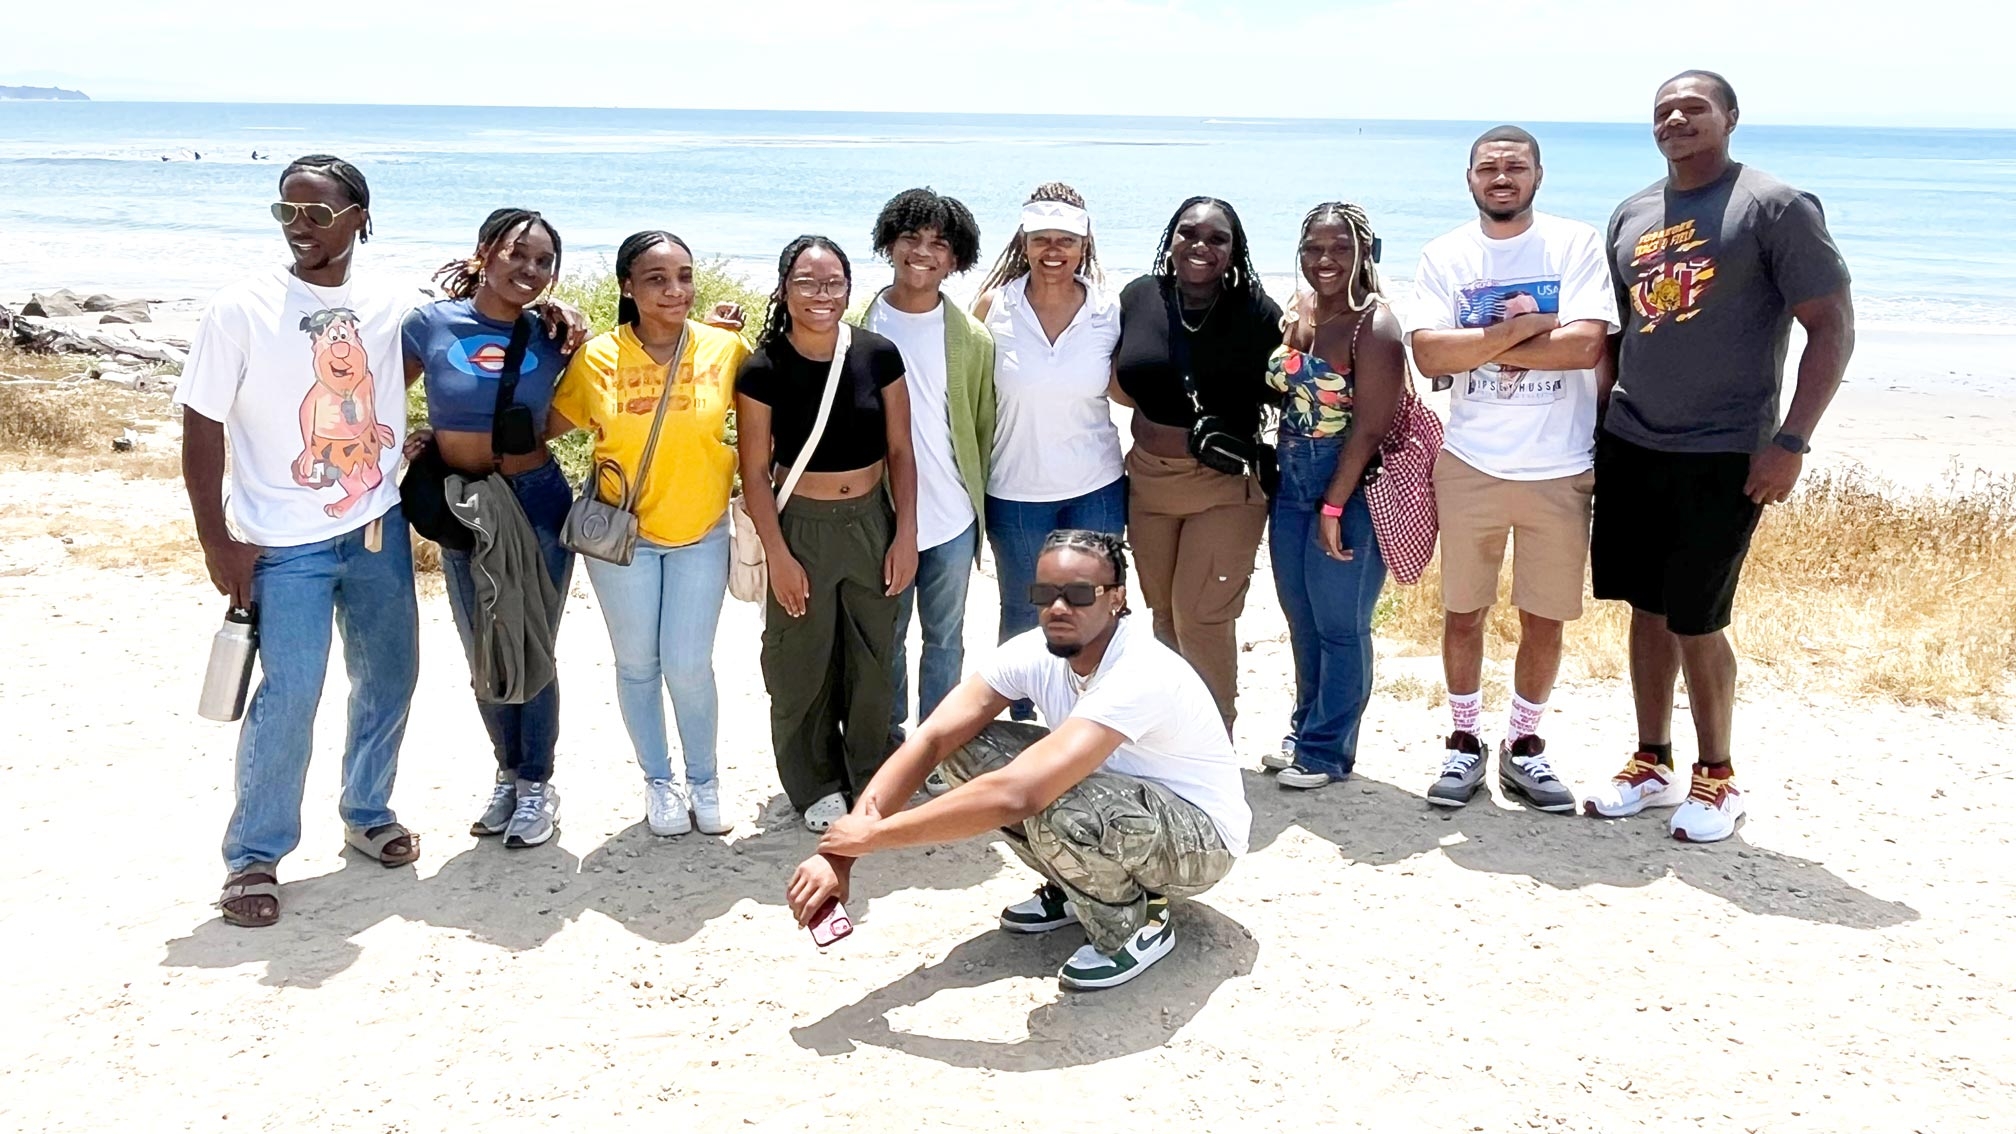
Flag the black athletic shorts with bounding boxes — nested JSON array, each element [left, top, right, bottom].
[[1590, 431, 1763, 636]]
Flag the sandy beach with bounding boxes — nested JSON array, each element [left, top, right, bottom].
[[2, 309, 2013, 1131]]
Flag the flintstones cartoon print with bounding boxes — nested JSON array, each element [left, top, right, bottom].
[[292, 307, 395, 518]]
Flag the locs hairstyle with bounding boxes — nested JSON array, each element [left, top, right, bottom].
[[614, 229, 695, 327], [1039, 528, 1132, 617], [1661, 68, 1739, 115], [871, 188, 982, 274], [1468, 124, 1543, 167], [279, 153, 372, 242], [433, 208, 565, 302], [1150, 195, 1265, 301], [757, 235, 852, 349], [1300, 202, 1385, 314], [973, 182, 1103, 299]]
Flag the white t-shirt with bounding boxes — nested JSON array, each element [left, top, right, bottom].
[[979, 618, 1251, 855], [868, 295, 975, 551], [174, 266, 413, 547], [1403, 212, 1621, 480], [984, 276, 1124, 502]]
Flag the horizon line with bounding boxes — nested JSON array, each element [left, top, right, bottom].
[[4, 98, 2011, 133]]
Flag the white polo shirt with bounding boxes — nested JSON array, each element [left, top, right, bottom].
[[983, 275, 1124, 502]]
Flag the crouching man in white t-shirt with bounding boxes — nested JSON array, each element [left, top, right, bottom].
[[787, 529, 1250, 990]]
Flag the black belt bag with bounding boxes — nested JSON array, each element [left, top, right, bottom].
[[1168, 285, 1272, 488], [401, 313, 537, 550]]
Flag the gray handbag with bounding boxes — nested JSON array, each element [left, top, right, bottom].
[[560, 325, 686, 566]]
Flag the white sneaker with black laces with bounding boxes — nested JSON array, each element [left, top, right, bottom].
[[1058, 899, 1175, 990]]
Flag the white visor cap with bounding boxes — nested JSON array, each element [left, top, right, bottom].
[[1019, 200, 1090, 237]]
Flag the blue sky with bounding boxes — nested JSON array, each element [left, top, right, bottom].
[[2, 0, 2003, 127]]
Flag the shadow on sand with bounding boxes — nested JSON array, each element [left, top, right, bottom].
[[160, 793, 1008, 987], [789, 899, 1257, 1070], [1244, 769, 1918, 928]]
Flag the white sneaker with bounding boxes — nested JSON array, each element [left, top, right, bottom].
[[1058, 899, 1175, 990], [802, 792, 848, 833], [1671, 764, 1745, 843], [923, 769, 954, 797], [1261, 737, 1296, 771], [646, 778, 691, 837], [690, 780, 732, 835], [1582, 753, 1690, 817]]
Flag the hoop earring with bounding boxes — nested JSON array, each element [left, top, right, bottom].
[[1226, 265, 1242, 289]]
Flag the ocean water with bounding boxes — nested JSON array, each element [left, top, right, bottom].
[[2, 102, 2012, 329]]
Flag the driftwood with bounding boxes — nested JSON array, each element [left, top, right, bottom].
[[6, 312, 187, 367]]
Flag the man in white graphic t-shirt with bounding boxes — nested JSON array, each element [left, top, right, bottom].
[[786, 529, 1248, 991], [176, 155, 423, 927], [1403, 125, 1622, 814]]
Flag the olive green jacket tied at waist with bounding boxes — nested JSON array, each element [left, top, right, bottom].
[[853, 291, 996, 550], [444, 471, 563, 704]]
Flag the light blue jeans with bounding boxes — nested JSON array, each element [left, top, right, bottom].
[[223, 506, 419, 874], [889, 521, 977, 731], [1271, 436, 1387, 777], [583, 515, 729, 785]]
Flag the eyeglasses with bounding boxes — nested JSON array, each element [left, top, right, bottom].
[[788, 276, 850, 299], [1028, 582, 1110, 608], [270, 201, 362, 228]]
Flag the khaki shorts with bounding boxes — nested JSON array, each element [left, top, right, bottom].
[[1433, 451, 1594, 621]]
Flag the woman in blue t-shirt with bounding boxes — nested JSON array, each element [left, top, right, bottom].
[[401, 208, 576, 849]]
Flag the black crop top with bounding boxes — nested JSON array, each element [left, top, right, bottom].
[[1113, 275, 1284, 435], [736, 329, 906, 472]]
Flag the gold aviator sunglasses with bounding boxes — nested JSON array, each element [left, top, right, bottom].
[[270, 201, 362, 228]]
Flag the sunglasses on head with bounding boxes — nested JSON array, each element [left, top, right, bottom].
[[270, 201, 362, 228], [1028, 582, 1110, 608]]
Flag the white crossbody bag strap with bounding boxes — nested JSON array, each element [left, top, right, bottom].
[[773, 323, 850, 511]]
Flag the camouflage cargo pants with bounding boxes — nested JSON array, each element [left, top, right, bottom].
[[940, 720, 1235, 952]]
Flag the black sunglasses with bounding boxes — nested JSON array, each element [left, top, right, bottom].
[[1028, 582, 1110, 608]]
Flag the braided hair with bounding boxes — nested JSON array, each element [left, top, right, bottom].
[[613, 230, 694, 327], [871, 188, 982, 274], [1150, 195, 1265, 304], [1298, 201, 1385, 315], [279, 154, 371, 242], [1039, 528, 1132, 616], [433, 208, 564, 302], [972, 182, 1103, 300], [757, 235, 852, 350]]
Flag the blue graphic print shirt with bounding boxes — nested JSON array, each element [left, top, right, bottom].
[[402, 298, 569, 433]]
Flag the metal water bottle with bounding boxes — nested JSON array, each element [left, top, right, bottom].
[[198, 605, 259, 722]]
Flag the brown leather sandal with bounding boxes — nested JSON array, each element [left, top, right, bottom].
[[219, 868, 280, 927]]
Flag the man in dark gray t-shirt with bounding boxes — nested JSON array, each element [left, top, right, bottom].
[[1585, 70, 1855, 846]]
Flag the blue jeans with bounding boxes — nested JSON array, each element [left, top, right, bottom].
[[583, 515, 729, 785], [1271, 436, 1387, 777], [224, 506, 420, 874], [985, 478, 1127, 719], [440, 459, 575, 785], [890, 521, 977, 731]]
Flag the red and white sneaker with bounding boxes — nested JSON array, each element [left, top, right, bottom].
[[1582, 753, 1688, 817], [1671, 764, 1745, 843]]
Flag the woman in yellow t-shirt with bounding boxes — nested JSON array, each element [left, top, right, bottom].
[[549, 230, 750, 838]]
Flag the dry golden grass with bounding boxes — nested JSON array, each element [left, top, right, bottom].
[[0, 383, 93, 451], [1376, 466, 2016, 715]]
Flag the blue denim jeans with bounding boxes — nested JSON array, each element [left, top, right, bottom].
[[583, 515, 729, 785], [440, 459, 575, 785], [984, 478, 1127, 720], [223, 506, 420, 874], [1271, 436, 1387, 777], [890, 521, 977, 731]]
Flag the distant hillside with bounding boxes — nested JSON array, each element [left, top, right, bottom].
[[0, 85, 89, 101]]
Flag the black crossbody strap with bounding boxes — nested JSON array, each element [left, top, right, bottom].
[[490, 313, 535, 459], [1163, 283, 1208, 416]]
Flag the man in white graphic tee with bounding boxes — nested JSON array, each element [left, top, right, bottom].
[[1403, 125, 1621, 814]]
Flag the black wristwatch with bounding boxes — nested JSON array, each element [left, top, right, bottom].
[[1771, 431, 1811, 455]]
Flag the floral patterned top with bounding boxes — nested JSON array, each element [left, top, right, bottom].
[[1265, 342, 1354, 438]]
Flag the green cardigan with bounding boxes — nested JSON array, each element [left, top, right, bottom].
[[853, 290, 997, 533]]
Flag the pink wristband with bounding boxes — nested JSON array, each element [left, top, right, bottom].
[[1319, 502, 1345, 518]]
